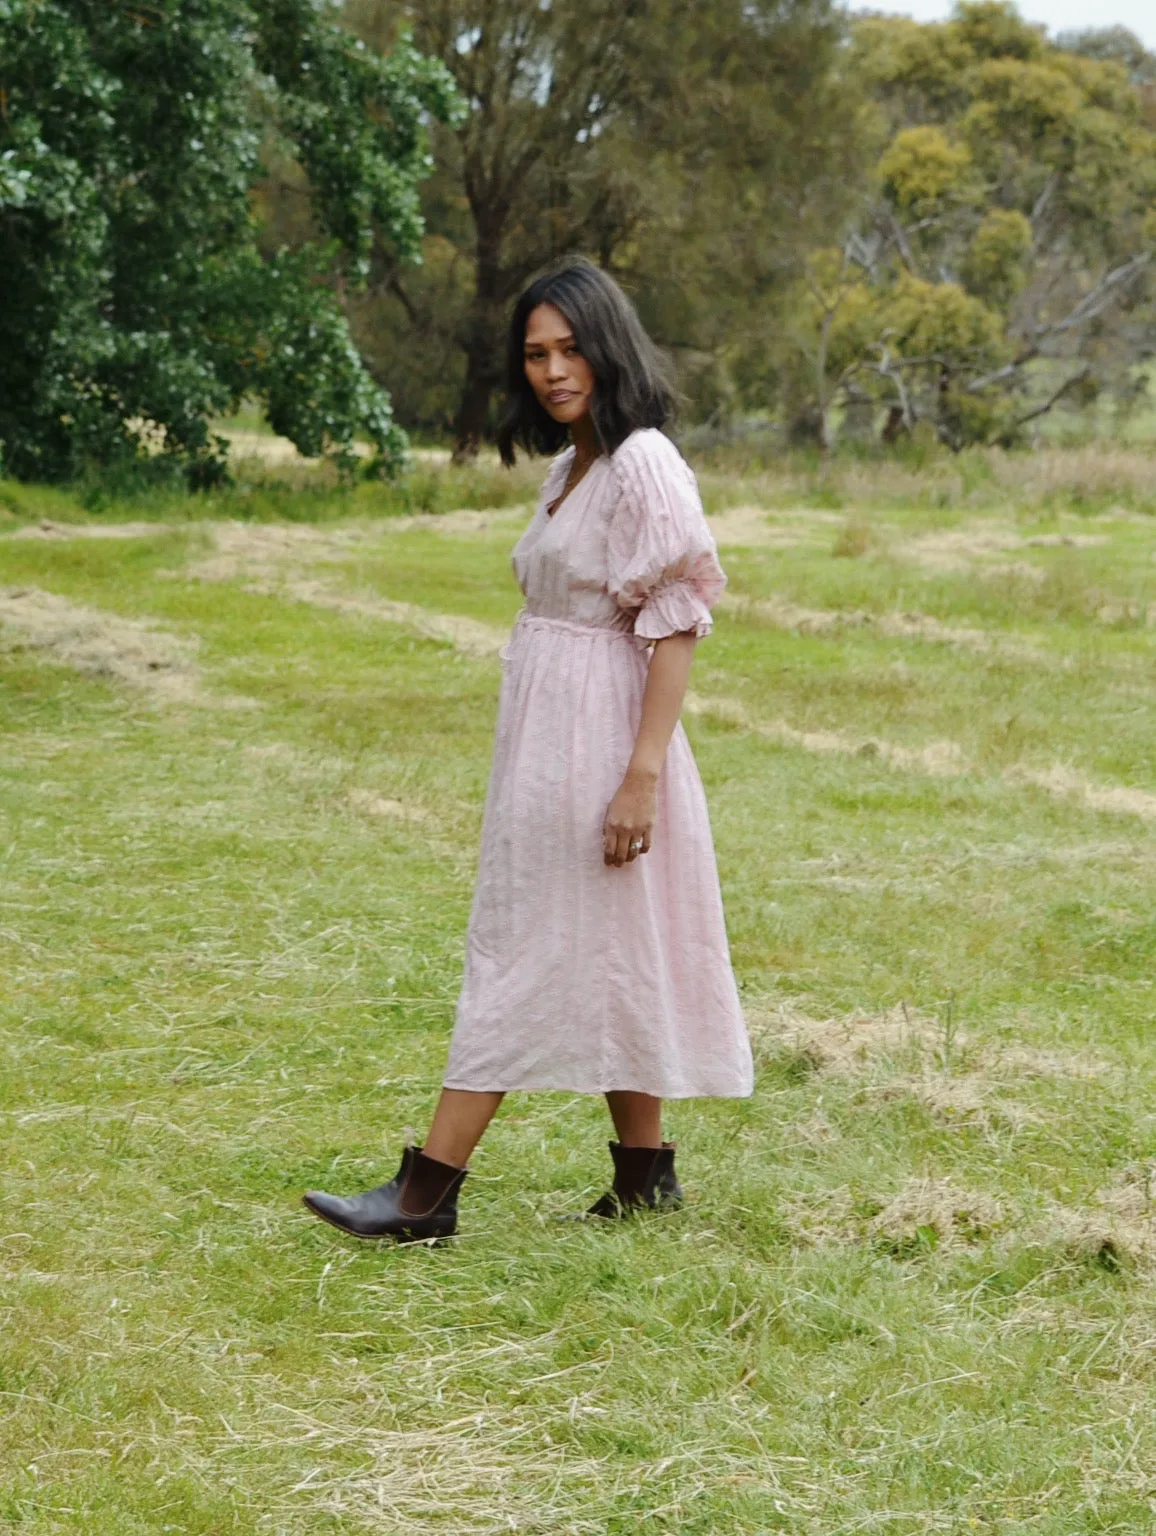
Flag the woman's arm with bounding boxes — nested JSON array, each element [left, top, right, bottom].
[[602, 630, 698, 867]]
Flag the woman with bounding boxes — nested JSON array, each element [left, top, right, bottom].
[[304, 258, 753, 1242]]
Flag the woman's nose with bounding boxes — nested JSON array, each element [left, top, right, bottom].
[[544, 350, 566, 379]]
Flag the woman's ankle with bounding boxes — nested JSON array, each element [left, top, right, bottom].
[[419, 1137, 469, 1170]]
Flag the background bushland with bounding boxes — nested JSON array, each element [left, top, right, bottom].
[[2, 0, 1155, 480]]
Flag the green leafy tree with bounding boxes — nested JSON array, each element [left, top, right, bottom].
[[779, 3, 1156, 447], [333, 0, 850, 454], [0, 0, 461, 483], [1057, 24, 1156, 86], [608, 0, 857, 431]]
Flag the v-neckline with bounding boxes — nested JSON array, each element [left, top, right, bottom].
[[544, 448, 600, 522]]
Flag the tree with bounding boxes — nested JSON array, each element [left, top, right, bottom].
[[0, 0, 461, 483], [779, 2, 1156, 448], [1056, 24, 1156, 86], [338, 0, 851, 455], [608, 0, 860, 431]]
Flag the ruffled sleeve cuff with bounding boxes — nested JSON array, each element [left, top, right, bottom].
[[633, 573, 720, 641]]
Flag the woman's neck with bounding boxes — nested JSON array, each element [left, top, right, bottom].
[[570, 415, 600, 466]]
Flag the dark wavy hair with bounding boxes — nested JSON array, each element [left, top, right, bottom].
[[496, 257, 675, 466]]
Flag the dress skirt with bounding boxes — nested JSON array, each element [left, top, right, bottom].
[[443, 610, 754, 1099]]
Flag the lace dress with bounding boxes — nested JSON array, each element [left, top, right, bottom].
[[443, 428, 754, 1098]]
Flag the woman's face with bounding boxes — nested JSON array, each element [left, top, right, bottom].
[[523, 303, 594, 427]]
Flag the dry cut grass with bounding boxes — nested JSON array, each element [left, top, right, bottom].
[[699, 441, 1156, 516]]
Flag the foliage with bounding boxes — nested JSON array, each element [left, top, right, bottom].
[[325, 0, 851, 453], [0, 0, 461, 483], [612, 0, 857, 427], [773, 3, 1156, 449], [1057, 23, 1156, 85], [328, 1, 1154, 454]]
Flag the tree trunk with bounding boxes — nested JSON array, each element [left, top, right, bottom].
[[452, 345, 496, 463], [881, 405, 908, 444], [787, 403, 825, 447], [452, 241, 506, 461]]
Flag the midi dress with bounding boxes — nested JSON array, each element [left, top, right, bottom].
[[443, 427, 754, 1099]]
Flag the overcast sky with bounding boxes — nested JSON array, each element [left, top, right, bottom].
[[854, 0, 1156, 48]]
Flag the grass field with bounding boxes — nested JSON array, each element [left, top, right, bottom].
[[2, 444, 1156, 1534]]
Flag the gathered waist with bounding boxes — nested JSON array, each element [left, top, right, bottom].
[[500, 608, 651, 660]]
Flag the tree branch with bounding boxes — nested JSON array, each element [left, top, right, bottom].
[[1029, 171, 1059, 247], [966, 349, 1037, 393], [1013, 366, 1091, 427], [871, 347, 915, 429], [984, 251, 1153, 394], [1046, 252, 1152, 337], [845, 229, 881, 276], [386, 274, 418, 326]]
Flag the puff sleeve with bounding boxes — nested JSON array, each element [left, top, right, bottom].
[[606, 429, 727, 641]]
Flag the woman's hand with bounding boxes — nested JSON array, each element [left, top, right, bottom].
[[603, 768, 657, 867]]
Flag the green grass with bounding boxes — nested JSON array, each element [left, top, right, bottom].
[[0, 448, 541, 527], [2, 452, 1156, 1533]]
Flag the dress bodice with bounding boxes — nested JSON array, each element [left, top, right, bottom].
[[512, 449, 634, 634], [510, 429, 727, 643]]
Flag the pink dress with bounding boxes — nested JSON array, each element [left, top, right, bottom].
[[443, 428, 754, 1098]]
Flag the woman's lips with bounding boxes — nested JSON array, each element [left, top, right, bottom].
[[548, 390, 575, 403]]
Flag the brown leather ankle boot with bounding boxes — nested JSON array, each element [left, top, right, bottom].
[[586, 1140, 684, 1218], [303, 1145, 467, 1242]]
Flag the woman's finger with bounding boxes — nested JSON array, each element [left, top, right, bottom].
[[602, 821, 617, 864], [603, 817, 625, 865]]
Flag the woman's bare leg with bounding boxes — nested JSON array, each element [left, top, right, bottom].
[[422, 1088, 504, 1167], [605, 1090, 664, 1148]]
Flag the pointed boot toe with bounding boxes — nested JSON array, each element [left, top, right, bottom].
[[303, 1146, 467, 1242], [303, 1187, 390, 1237]]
